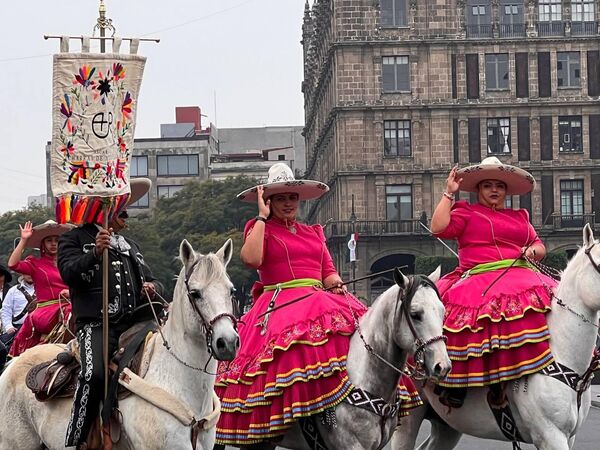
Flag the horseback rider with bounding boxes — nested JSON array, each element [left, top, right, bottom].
[[214, 163, 423, 447], [8, 220, 73, 358], [430, 157, 558, 405], [57, 178, 163, 449]]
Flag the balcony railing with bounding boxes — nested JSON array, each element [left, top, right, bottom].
[[326, 219, 427, 238], [571, 21, 598, 36], [466, 24, 492, 38], [550, 213, 595, 230], [537, 21, 565, 37], [499, 23, 526, 38]]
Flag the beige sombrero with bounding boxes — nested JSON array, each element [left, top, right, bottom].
[[126, 177, 152, 206], [237, 163, 329, 202], [26, 220, 75, 249], [457, 157, 536, 195]]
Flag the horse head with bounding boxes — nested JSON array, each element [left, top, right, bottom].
[[176, 238, 240, 361], [392, 267, 451, 382], [571, 223, 600, 312]]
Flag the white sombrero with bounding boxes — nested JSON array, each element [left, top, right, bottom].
[[237, 163, 329, 202], [26, 220, 75, 249], [126, 178, 152, 206], [457, 157, 536, 195]]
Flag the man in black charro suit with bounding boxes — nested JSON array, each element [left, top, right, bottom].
[[58, 178, 164, 449]]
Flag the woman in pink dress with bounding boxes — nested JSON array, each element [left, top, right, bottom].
[[215, 163, 422, 447], [430, 157, 557, 403], [8, 220, 73, 356]]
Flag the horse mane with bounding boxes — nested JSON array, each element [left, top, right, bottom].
[[406, 274, 440, 300]]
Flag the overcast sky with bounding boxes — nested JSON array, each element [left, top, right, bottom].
[[0, 0, 307, 213]]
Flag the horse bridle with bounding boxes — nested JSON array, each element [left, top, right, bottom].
[[183, 257, 238, 358], [394, 276, 447, 376], [348, 274, 446, 379]]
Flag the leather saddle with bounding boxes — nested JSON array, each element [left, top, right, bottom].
[[26, 321, 157, 403]]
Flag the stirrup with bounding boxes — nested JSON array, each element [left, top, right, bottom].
[[435, 386, 467, 409]]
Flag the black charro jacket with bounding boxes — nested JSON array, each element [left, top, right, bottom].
[[58, 224, 163, 325]]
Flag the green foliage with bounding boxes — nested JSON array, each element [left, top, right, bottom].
[[125, 176, 259, 300], [0, 205, 54, 263], [542, 250, 568, 271], [415, 256, 458, 276]]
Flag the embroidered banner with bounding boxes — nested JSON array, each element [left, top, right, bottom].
[[50, 53, 146, 224]]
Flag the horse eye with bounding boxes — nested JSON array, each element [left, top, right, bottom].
[[410, 312, 422, 321], [189, 290, 202, 300], [230, 287, 237, 296]]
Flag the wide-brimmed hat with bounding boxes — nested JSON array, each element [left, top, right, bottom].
[[0, 264, 12, 283], [457, 157, 536, 195], [26, 220, 75, 249], [237, 163, 329, 202], [126, 178, 152, 207]]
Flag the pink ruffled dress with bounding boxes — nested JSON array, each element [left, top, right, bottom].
[[215, 218, 421, 445], [434, 202, 557, 387], [8, 255, 71, 357]]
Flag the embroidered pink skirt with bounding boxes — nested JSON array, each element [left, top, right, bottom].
[[215, 287, 422, 445], [9, 301, 71, 357], [437, 267, 556, 387]]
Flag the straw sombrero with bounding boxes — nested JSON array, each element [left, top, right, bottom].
[[26, 220, 75, 249], [457, 157, 536, 195], [127, 178, 152, 206], [237, 163, 329, 202]]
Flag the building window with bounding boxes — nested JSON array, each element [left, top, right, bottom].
[[572, 0, 595, 23], [500, 1, 525, 37], [557, 52, 581, 87], [386, 185, 413, 221], [560, 179, 584, 227], [382, 56, 410, 92], [539, 0, 562, 21], [130, 155, 148, 177], [485, 54, 509, 90], [466, 1, 492, 37], [129, 192, 149, 209], [157, 185, 184, 198], [278, 154, 285, 161], [380, 0, 407, 27], [384, 120, 411, 157], [538, 0, 563, 35], [558, 116, 583, 153], [487, 118, 511, 154], [157, 154, 199, 176], [505, 195, 513, 209]]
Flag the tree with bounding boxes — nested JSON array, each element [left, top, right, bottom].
[[125, 176, 260, 301], [0, 205, 54, 263]]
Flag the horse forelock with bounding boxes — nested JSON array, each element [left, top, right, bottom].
[[405, 274, 440, 304]]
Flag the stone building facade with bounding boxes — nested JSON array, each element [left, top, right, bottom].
[[302, 0, 600, 299]]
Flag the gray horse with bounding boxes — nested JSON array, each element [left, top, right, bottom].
[[216, 267, 451, 450]]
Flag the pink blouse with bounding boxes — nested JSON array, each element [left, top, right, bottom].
[[434, 201, 543, 271], [244, 218, 337, 285], [9, 255, 68, 302]]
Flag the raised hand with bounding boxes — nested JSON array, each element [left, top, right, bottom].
[[19, 221, 33, 242], [446, 165, 463, 194], [257, 186, 270, 218]]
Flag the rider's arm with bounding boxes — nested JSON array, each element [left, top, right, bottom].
[[430, 194, 454, 234], [8, 240, 33, 275], [240, 219, 265, 269], [0, 290, 15, 330], [57, 231, 100, 288]]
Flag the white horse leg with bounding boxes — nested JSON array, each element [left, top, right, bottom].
[[390, 405, 427, 450], [416, 419, 462, 450]]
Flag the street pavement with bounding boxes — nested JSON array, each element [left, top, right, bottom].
[[240, 385, 600, 450]]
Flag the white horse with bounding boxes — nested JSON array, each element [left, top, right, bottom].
[[0, 238, 240, 450], [227, 267, 451, 450], [392, 224, 600, 450]]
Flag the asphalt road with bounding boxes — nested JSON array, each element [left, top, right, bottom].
[[383, 405, 599, 450]]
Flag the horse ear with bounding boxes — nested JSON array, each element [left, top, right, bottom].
[[393, 267, 409, 289], [428, 265, 441, 283], [216, 238, 233, 267], [583, 223, 595, 248], [179, 239, 195, 268]]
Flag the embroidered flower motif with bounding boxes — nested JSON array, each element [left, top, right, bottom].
[[488, 297, 502, 319], [506, 297, 523, 316], [73, 64, 96, 88], [121, 92, 133, 122], [96, 76, 112, 103], [112, 63, 125, 81], [60, 94, 76, 134], [60, 141, 75, 155], [309, 322, 325, 340]]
